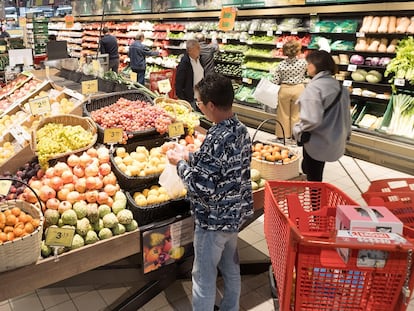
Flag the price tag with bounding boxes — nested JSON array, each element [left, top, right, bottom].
[[347, 64, 357, 72], [248, 30, 254, 34], [343, 80, 352, 87], [394, 78, 406, 87], [130, 71, 137, 82], [222, 38, 227, 44], [267, 30, 273, 37], [19, 17, 27, 27], [0, 46, 6, 52], [45, 65, 50, 79], [0, 180, 12, 196], [242, 77, 252, 84], [81, 80, 98, 95], [276, 30, 282, 35], [92, 60, 100, 72], [158, 79, 172, 94], [276, 42, 283, 49], [10, 125, 30, 146], [29, 96, 51, 115], [103, 128, 123, 144], [168, 122, 185, 138], [356, 32, 365, 38], [45, 227, 75, 247], [291, 31, 298, 35]]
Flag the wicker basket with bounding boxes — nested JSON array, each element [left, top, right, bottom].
[[110, 135, 167, 190], [126, 184, 190, 226], [0, 178, 44, 272], [31, 115, 98, 161], [251, 119, 300, 181], [83, 90, 156, 143], [154, 97, 193, 112]]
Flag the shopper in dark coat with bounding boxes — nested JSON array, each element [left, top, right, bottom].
[[175, 39, 204, 110], [129, 33, 160, 85], [196, 33, 218, 76], [99, 27, 119, 73]]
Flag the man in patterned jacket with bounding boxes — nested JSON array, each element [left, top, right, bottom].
[[167, 73, 254, 311]]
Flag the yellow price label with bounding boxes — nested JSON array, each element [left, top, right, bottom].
[[19, 17, 27, 27], [0, 46, 6, 52], [0, 180, 12, 196], [130, 72, 137, 82], [157, 79, 172, 94], [168, 122, 185, 138], [45, 227, 75, 247], [92, 60, 100, 71], [29, 96, 51, 115], [82, 80, 98, 95], [104, 128, 123, 144]]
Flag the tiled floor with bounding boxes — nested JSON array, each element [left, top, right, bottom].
[[2, 72, 414, 310]]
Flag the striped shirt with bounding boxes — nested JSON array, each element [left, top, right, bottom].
[[177, 115, 254, 232]]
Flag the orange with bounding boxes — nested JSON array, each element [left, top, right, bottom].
[[13, 227, 24, 237], [11, 207, 21, 217], [3, 226, 13, 233], [0, 232, 7, 242], [31, 218, 40, 229], [24, 222, 35, 234], [5, 214, 17, 226], [6, 232, 14, 241]]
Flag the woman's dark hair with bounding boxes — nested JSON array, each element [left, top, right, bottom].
[[48, 34, 57, 41], [306, 50, 338, 75], [195, 73, 234, 110]]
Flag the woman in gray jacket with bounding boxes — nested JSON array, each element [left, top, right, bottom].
[[293, 50, 351, 182]]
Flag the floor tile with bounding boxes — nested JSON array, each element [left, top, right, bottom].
[[71, 290, 107, 311], [0, 303, 11, 311], [44, 300, 77, 311], [9, 292, 44, 311], [97, 284, 130, 306], [36, 287, 70, 309], [64, 285, 95, 300]]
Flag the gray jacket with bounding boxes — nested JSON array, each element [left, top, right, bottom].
[[293, 71, 351, 162]]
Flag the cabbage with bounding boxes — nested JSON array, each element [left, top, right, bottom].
[[365, 70, 382, 83], [350, 54, 364, 65], [351, 69, 367, 82]]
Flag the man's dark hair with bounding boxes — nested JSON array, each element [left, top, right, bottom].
[[102, 27, 109, 34], [306, 50, 338, 75], [195, 73, 234, 110]]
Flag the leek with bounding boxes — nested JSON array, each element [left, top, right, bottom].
[[387, 93, 414, 138]]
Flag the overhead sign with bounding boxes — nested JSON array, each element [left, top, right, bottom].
[[218, 7, 237, 32]]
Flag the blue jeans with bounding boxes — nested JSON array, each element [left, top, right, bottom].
[[192, 225, 240, 311]]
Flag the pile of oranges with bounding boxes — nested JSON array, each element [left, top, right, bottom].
[[252, 142, 298, 164], [0, 206, 41, 244]]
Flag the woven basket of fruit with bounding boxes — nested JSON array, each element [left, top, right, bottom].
[[110, 135, 167, 190], [0, 178, 44, 272], [126, 183, 190, 226], [251, 119, 300, 181], [31, 115, 97, 167], [83, 91, 172, 143], [154, 97, 200, 135]]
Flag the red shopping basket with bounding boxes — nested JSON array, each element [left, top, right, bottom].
[[366, 178, 414, 193], [264, 180, 413, 311]]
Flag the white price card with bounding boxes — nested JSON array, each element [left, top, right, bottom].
[[158, 79, 172, 94], [394, 78, 406, 87], [267, 30, 273, 37], [343, 80, 353, 87], [347, 64, 357, 72], [242, 77, 252, 84], [356, 32, 365, 38], [276, 42, 283, 49], [10, 125, 30, 146], [29, 96, 50, 115], [0, 180, 12, 196]]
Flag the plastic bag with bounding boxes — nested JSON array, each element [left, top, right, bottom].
[[159, 153, 186, 199], [252, 78, 279, 109]]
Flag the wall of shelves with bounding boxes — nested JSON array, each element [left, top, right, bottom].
[[44, 1, 414, 173]]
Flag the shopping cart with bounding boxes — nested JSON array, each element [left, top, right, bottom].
[[361, 179, 414, 311], [264, 180, 413, 311]]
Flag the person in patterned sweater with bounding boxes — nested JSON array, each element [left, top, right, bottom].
[[167, 73, 254, 311], [272, 39, 307, 139]]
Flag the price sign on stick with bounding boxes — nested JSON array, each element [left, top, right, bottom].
[[168, 122, 185, 138], [0, 180, 12, 196], [82, 80, 98, 95], [130, 72, 137, 82], [104, 128, 124, 144], [29, 96, 51, 115], [158, 79, 172, 94], [45, 227, 75, 247]]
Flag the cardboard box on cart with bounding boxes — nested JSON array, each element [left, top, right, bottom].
[[335, 205, 404, 267]]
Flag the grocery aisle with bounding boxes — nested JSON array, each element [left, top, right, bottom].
[[1, 134, 413, 310]]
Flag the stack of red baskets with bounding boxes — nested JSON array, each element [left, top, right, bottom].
[[361, 178, 414, 310], [264, 180, 413, 311]]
